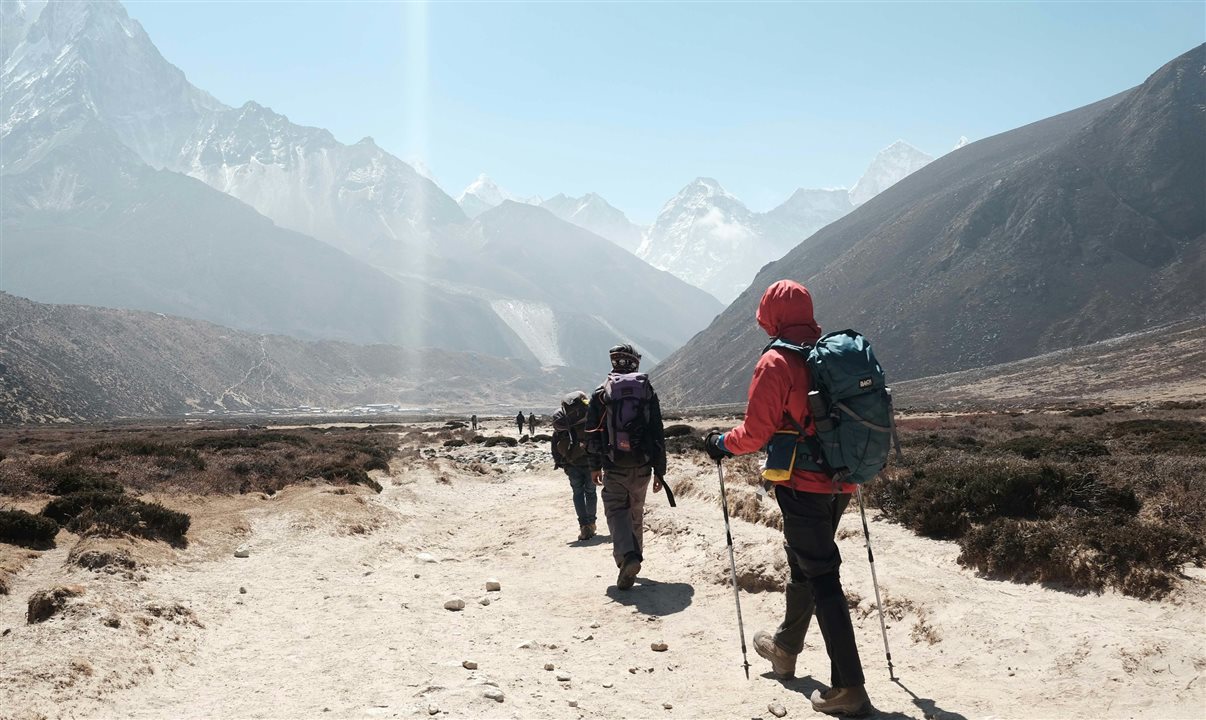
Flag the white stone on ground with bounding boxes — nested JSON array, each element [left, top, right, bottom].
[[234, 545, 250, 558], [417, 552, 438, 563], [769, 701, 787, 717]]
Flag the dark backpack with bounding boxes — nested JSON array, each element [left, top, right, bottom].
[[766, 330, 902, 485], [553, 401, 589, 464], [602, 372, 654, 465]]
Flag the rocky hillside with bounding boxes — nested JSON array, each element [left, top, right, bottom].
[[0, 293, 597, 423], [654, 45, 1205, 405], [893, 317, 1206, 409]]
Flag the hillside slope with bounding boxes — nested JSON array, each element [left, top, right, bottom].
[[0, 293, 594, 423], [655, 45, 1205, 405], [893, 317, 1206, 409]]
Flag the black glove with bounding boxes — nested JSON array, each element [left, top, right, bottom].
[[703, 431, 732, 463]]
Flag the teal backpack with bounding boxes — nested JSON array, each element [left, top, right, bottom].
[[764, 330, 902, 485]]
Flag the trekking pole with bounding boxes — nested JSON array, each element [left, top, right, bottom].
[[856, 486, 895, 680], [716, 459, 752, 679]]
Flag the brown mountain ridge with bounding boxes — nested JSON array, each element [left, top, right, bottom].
[[654, 45, 1205, 405]]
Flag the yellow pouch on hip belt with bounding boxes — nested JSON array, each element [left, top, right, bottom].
[[762, 430, 802, 482]]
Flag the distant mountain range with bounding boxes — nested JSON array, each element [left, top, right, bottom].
[[0, 292, 597, 423], [635, 142, 937, 301], [654, 45, 1206, 405], [0, 0, 721, 383]]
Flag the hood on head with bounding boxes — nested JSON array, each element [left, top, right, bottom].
[[756, 280, 822, 343]]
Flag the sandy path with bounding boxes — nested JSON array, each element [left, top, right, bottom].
[[3, 431, 1204, 719]]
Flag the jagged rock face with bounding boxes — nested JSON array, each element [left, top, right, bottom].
[[541, 193, 645, 253], [654, 45, 1206, 405]]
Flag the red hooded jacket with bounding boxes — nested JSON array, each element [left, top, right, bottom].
[[721, 280, 857, 495]]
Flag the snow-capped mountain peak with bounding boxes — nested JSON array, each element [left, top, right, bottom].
[[540, 192, 645, 253], [457, 173, 542, 218], [848, 140, 934, 206]]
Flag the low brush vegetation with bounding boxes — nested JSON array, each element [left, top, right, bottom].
[[868, 409, 1206, 599], [0, 425, 401, 547], [0, 508, 60, 547]]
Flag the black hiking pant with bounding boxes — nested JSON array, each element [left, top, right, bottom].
[[773, 489, 866, 689]]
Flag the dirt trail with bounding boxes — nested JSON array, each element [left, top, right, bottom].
[[2, 427, 1204, 719]]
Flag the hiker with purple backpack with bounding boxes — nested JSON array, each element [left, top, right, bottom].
[[584, 344, 669, 590]]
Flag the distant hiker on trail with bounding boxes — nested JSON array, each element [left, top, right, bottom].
[[585, 344, 667, 590], [516, 411, 525, 437], [528, 412, 537, 436], [703, 280, 871, 716], [551, 391, 597, 541], [471, 414, 478, 431]]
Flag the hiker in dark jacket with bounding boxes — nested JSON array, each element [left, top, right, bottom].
[[516, 411, 525, 438], [703, 280, 869, 716], [551, 391, 597, 541], [471, 414, 478, 431], [585, 344, 667, 590], [528, 412, 537, 436]]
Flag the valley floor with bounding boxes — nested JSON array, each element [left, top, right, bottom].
[[1, 423, 1204, 720]]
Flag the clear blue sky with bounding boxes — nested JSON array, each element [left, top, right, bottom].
[[127, 1, 1203, 222]]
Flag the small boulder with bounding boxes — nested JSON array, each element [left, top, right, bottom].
[[416, 552, 438, 563], [478, 597, 491, 606], [483, 688, 505, 703], [651, 641, 669, 652], [602, 681, 614, 688], [556, 672, 571, 682], [544, 663, 555, 671], [768, 702, 787, 718], [485, 579, 501, 592], [463, 660, 478, 670], [663, 702, 673, 710], [444, 598, 465, 611], [234, 545, 250, 558], [568, 700, 579, 707], [239, 586, 247, 595], [427, 704, 440, 715]]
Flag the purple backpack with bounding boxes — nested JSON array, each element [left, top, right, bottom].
[[603, 372, 653, 462]]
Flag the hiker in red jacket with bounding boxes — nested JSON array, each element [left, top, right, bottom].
[[703, 280, 870, 717]]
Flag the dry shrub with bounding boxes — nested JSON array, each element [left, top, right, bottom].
[[994, 435, 1110, 460], [69, 441, 206, 471], [1109, 419, 1206, 455], [189, 431, 311, 451], [868, 458, 1137, 540], [42, 492, 190, 544], [33, 465, 124, 495], [663, 424, 696, 438], [0, 508, 59, 547], [958, 517, 1203, 599]]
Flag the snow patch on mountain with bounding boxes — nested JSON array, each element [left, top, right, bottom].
[[490, 299, 565, 367]]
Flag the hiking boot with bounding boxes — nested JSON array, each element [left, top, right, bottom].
[[753, 630, 796, 678], [578, 525, 590, 541], [585, 523, 597, 539], [616, 554, 641, 590], [810, 686, 871, 717]]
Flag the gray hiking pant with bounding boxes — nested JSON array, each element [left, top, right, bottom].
[[601, 466, 652, 567]]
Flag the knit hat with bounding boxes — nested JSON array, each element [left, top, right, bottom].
[[608, 344, 641, 373]]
